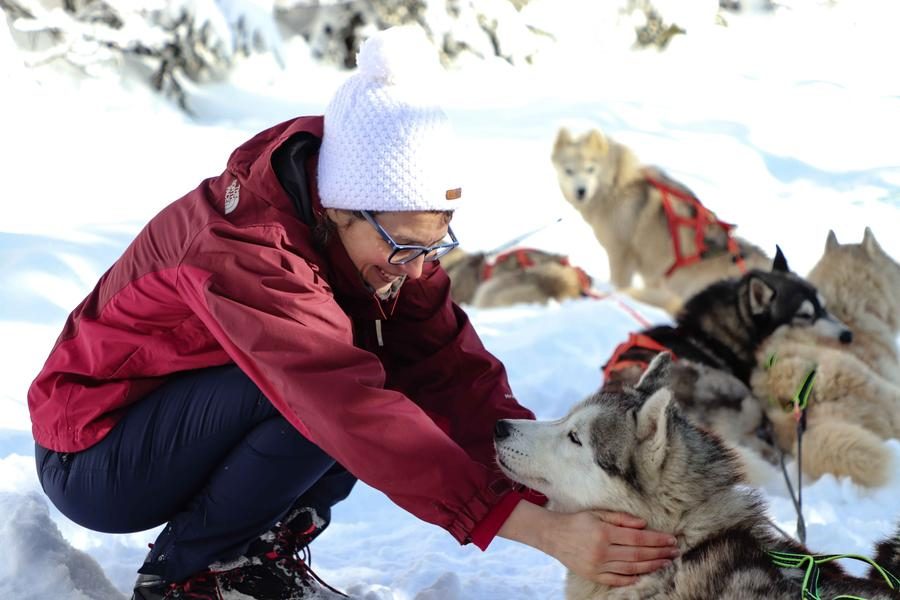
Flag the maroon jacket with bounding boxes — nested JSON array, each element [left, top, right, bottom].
[[28, 116, 541, 548]]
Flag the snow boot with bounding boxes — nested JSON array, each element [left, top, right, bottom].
[[132, 508, 345, 600]]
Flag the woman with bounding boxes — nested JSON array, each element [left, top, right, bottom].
[[28, 27, 678, 600]]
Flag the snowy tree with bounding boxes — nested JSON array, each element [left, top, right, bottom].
[[0, 0, 283, 109], [274, 0, 549, 69]]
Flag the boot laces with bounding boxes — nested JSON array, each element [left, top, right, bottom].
[[270, 520, 348, 598], [164, 571, 224, 600]]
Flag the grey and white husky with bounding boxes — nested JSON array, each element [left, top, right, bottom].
[[495, 354, 900, 600]]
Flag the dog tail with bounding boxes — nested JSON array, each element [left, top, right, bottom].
[[869, 522, 900, 585], [796, 420, 892, 488]]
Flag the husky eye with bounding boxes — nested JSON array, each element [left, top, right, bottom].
[[568, 430, 582, 446], [565, 168, 575, 176], [794, 300, 815, 321], [586, 166, 596, 174]]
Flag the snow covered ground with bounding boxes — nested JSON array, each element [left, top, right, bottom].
[[2, 1, 900, 598]]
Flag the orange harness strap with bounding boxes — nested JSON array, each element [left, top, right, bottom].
[[645, 175, 746, 277], [481, 247, 538, 281], [602, 332, 675, 382], [557, 256, 594, 296], [482, 248, 593, 296]]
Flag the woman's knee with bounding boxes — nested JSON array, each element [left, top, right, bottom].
[[245, 416, 333, 463]]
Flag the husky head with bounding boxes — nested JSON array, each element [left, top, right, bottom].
[[551, 128, 616, 204], [736, 245, 853, 344], [679, 246, 853, 359], [809, 228, 900, 333], [495, 354, 743, 521]]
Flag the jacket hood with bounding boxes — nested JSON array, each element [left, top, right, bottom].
[[226, 116, 325, 219], [226, 115, 401, 319]]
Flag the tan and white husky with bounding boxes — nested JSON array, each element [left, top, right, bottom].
[[441, 247, 590, 308], [552, 127, 769, 314], [751, 228, 900, 487]]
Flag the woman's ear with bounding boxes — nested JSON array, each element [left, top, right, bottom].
[[324, 208, 350, 228]]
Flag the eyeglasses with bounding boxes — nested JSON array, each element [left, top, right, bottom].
[[361, 210, 459, 265]]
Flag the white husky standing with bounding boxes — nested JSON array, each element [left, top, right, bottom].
[[551, 127, 770, 315]]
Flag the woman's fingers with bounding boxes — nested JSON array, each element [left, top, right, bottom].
[[601, 558, 674, 578], [592, 510, 646, 529], [594, 573, 640, 587], [605, 543, 680, 564], [605, 523, 678, 548]]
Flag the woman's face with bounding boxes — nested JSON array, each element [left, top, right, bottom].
[[326, 209, 450, 295]]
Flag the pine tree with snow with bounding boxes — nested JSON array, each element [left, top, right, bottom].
[[0, 0, 283, 109]]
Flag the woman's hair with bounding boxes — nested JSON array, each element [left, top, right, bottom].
[[312, 209, 452, 249]]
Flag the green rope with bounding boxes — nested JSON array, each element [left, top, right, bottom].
[[791, 367, 817, 413], [764, 355, 817, 543], [768, 550, 900, 599], [762, 353, 816, 414]]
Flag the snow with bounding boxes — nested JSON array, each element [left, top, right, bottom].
[[2, 1, 900, 598]]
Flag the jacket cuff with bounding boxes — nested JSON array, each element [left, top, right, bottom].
[[468, 487, 548, 551]]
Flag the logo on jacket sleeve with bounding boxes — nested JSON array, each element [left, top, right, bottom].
[[224, 180, 240, 215]]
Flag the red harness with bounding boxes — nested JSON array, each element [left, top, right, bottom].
[[645, 174, 746, 277], [481, 248, 593, 295], [602, 332, 675, 383]]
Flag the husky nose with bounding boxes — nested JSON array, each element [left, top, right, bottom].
[[839, 329, 853, 345], [576, 187, 586, 200], [494, 420, 512, 440]]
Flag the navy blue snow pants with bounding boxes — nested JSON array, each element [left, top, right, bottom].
[[35, 365, 357, 583]]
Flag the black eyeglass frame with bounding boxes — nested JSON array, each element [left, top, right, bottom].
[[360, 210, 459, 265]]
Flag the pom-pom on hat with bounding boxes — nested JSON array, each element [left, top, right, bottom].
[[317, 26, 462, 212]]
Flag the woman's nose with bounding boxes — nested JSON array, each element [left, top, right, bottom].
[[400, 255, 426, 279]]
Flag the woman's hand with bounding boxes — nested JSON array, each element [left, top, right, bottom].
[[545, 510, 679, 586], [498, 501, 679, 587]]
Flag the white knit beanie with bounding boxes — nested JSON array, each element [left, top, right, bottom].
[[317, 26, 462, 212]]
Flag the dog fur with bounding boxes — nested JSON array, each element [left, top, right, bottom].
[[551, 127, 770, 315], [441, 247, 589, 308], [495, 354, 900, 599], [750, 228, 900, 487], [601, 248, 853, 482]]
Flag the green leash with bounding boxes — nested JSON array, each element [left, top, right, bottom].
[[768, 550, 900, 599], [764, 359, 900, 599], [766, 354, 817, 544]]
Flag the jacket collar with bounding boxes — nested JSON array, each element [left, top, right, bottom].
[[234, 116, 401, 319]]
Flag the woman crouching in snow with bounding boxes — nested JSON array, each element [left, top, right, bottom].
[[27, 27, 678, 600]]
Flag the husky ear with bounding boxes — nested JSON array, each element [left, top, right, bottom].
[[862, 227, 884, 258], [772, 245, 789, 272], [635, 353, 673, 395], [635, 390, 673, 470], [554, 128, 572, 154], [748, 275, 776, 315], [586, 129, 609, 154], [825, 230, 839, 253]]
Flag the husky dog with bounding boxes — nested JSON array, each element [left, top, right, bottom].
[[600, 247, 852, 480], [552, 127, 770, 315], [806, 228, 900, 384], [495, 354, 900, 600], [441, 247, 590, 308], [751, 228, 900, 487]]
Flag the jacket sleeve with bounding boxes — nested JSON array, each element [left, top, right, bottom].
[[377, 261, 536, 472], [175, 223, 515, 545], [374, 262, 549, 549]]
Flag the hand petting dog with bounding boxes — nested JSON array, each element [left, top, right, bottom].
[[497, 500, 678, 587]]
